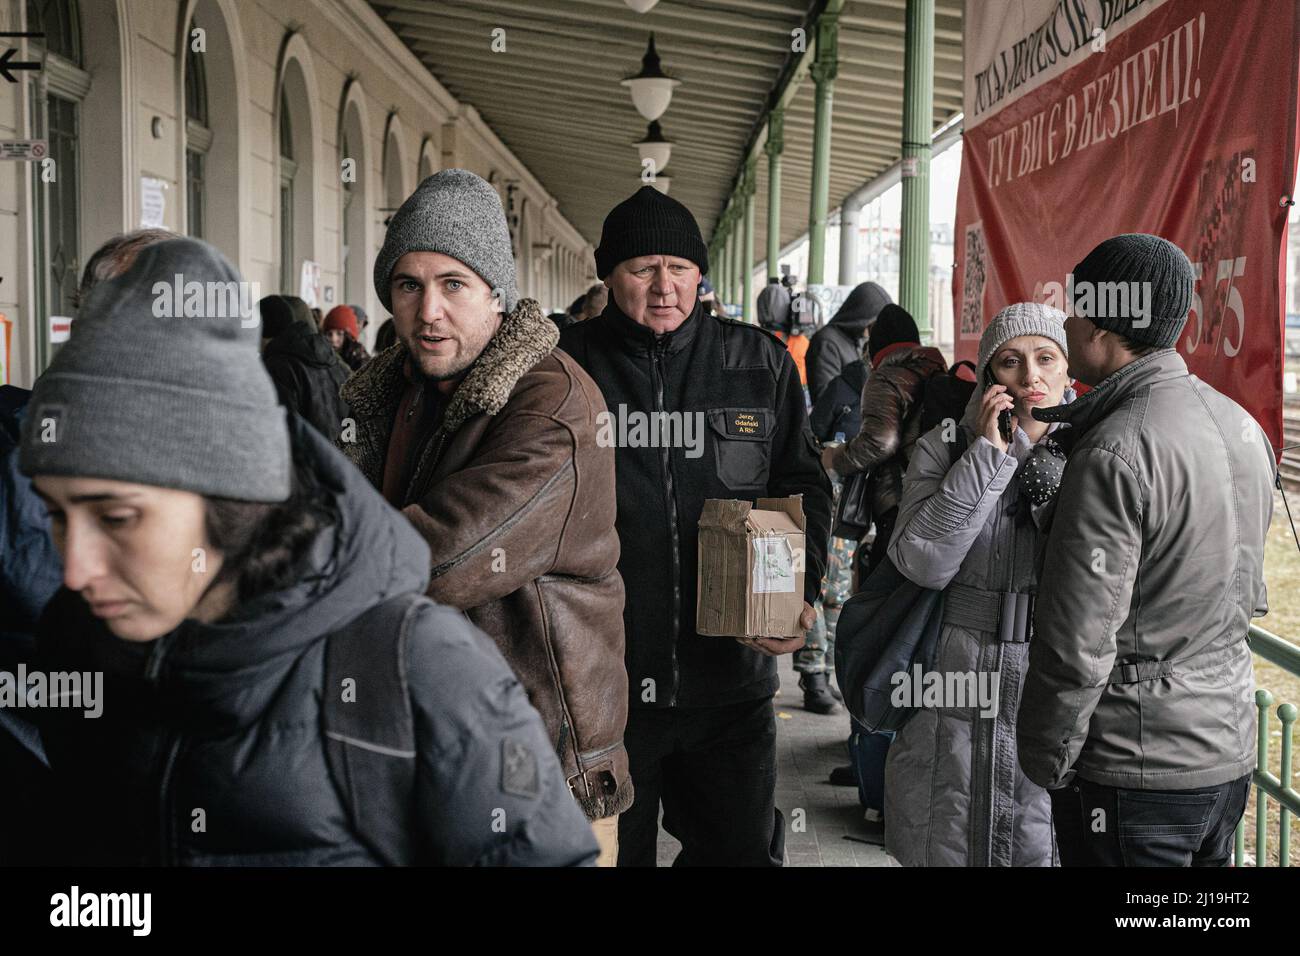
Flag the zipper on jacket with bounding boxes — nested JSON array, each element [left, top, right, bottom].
[[404, 430, 448, 507], [651, 337, 682, 706], [145, 634, 181, 866], [156, 734, 182, 866]]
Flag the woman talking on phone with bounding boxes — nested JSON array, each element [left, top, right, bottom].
[[883, 303, 1075, 867]]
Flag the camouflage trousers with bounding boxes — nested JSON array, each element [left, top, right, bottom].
[[794, 532, 856, 676]]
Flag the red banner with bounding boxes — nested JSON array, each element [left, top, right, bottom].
[[954, 0, 1300, 452]]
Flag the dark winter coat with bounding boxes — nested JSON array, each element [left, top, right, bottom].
[[262, 322, 351, 441], [829, 343, 948, 521], [0, 387, 61, 659], [806, 281, 890, 401], [340, 299, 631, 821], [337, 332, 371, 372], [809, 360, 867, 443], [1020, 350, 1275, 791], [559, 300, 833, 710], [0, 386, 57, 864], [31, 412, 599, 866]]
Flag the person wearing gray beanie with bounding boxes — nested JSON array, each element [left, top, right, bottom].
[[373, 168, 519, 315], [18, 237, 601, 868], [22, 237, 290, 502], [879, 301, 1073, 868], [976, 302, 1070, 380], [343, 169, 633, 849], [1018, 233, 1275, 866]]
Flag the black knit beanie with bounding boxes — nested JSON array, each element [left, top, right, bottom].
[[258, 294, 314, 339], [595, 186, 709, 279], [867, 303, 920, 359], [1070, 233, 1194, 348]]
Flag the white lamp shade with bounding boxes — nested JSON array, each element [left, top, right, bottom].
[[621, 76, 679, 122], [637, 142, 673, 176], [624, 0, 660, 11]]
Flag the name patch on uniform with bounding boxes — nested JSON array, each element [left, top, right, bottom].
[[726, 410, 764, 437]]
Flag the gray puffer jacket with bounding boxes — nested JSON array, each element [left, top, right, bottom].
[[1019, 350, 1275, 791], [883, 383, 1074, 866]]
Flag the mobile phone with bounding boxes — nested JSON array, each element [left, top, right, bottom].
[[983, 365, 1013, 443]]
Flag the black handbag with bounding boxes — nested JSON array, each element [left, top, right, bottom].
[[831, 469, 873, 540]]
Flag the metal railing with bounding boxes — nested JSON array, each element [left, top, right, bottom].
[[1234, 625, 1300, 866]]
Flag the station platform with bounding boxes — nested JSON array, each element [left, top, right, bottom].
[[656, 653, 895, 867]]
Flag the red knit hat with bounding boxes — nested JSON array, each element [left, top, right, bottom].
[[322, 305, 359, 338]]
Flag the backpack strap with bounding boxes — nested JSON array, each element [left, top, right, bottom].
[[322, 591, 427, 866]]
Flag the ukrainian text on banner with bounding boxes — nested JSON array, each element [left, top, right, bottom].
[[953, 0, 1300, 451]]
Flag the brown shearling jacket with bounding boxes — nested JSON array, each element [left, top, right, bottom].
[[339, 298, 631, 821]]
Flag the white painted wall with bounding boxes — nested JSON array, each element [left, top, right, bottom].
[[0, 0, 592, 388]]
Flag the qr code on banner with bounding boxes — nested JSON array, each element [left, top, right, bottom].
[[960, 222, 987, 337]]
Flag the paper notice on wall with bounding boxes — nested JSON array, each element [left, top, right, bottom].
[[49, 315, 73, 344], [140, 177, 167, 229], [752, 536, 796, 594], [299, 260, 321, 308], [0, 313, 11, 385]]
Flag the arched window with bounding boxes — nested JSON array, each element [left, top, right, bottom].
[[184, 18, 210, 239], [26, 0, 80, 65], [26, 0, 86, 368], [279, 87, 296, 292]]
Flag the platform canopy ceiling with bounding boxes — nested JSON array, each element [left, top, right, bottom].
[[370, 0, 964, 254]]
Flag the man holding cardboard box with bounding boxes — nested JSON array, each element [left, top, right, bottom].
[[559, 186, 832, 866]]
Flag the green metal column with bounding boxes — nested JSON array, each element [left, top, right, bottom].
[[899, 0, 934, 339], [807, 1, 842, 285], [764, 108, 784, 280], [730, 208, 743, 307], [722, 214, 733, 304], [741, 159, 757, 322], [718, 219, 729, 306]]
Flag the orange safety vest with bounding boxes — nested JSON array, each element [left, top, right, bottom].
[[775, 331, 810, 386]]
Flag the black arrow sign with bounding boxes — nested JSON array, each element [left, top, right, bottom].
[[0, 47, 41, 83]]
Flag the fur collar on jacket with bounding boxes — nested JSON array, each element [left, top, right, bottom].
[[342, 297, 558, 434], [339, 298, 559, 496]]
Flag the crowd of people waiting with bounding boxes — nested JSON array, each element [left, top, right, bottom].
[[0, 168, 1276, 868]]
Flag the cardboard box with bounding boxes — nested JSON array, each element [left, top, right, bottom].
[[696, 496, 806, 638]]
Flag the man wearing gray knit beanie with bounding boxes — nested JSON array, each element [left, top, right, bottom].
[[340, 169, 632, 861], [1018, 233, 1276, 867]]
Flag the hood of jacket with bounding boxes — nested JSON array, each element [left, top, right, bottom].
[[55, 410, 432, 737], [756, 282, 792, 332], [876, 342, 947, 380], [341, 297, 559, 445], [265, 320, 345, 371], [827, 281, 891, 335]]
